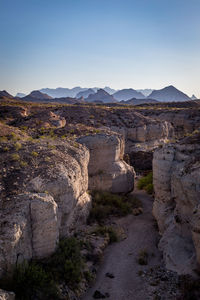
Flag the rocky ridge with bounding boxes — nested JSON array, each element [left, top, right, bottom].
[[153, 132, 200, 274]]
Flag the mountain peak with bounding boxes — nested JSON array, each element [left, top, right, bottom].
[[22, 90, 52, 101], [86, 89, 117, 103], [0, 90, 14, 98], [148, 86, 190, 102], [113, 88, 144, 101]]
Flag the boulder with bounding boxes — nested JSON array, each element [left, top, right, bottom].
[[0, 289, 15, 300], [77, 133, 135, 193]]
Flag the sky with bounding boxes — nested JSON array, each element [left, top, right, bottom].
[[0, 0, 200, 97]]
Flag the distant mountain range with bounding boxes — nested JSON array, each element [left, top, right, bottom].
[[120, 98, 158, 105], [76, 88, 95, 98], [22, 90, 52, 102], [16, 93, 26, 98], [136, 89, 154, 97], [40, 86, 118, 98], [1, 85, 198, 104], [40, 87, 87, 98]]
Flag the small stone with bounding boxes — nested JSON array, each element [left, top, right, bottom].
[[93, 290, 106, 299], [105, 272, 115, 278]]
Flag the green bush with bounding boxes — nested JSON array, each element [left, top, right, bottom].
[[0, 237, 87, 299], [137, 249, 148, 265], [137, 172, 154, 194], [3, 261, 59, 300], [92, 226, 118, 243], [47, 237, 84, 288], [88, 191, 135, 223], [14, 142, 22, 151], [11, 153, 20, 161], [144, 183, 154, 194]]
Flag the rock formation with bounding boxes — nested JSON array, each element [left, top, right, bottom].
[[0, 141, 91, 276], [0, 289, 15, 300], [77, 133, 135, 193], [153, 132, 200, 274]]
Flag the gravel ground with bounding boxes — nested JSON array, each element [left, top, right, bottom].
[[81, 189, 182, 300]]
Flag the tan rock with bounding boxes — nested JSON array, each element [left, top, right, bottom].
[[77, 133, 135, 193], [0, 289, 15, 300], [153, 133, 200, 274], [0, 142, 91, 276]]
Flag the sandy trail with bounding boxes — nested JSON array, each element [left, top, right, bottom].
[[81, 189, 162, 300]]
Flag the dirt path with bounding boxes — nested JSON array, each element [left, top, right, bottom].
[[81, 189, 163, 300]]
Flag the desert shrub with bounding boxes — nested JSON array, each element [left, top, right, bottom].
[[11, 153, 20, 161], [20, 160, 28, 167], [144, 183, 154, 194], [137, 249, 148, 265], [0, 237, 87, 299], [92, 226, 118, 243], [47, 237, 84, 288], [137, 172, 154, 194], [0, 136, 8, 143], [1, 261, 59, 300], [88, 191, 131, 223], [31, 151, 39, 157], [14, 142, 22, 151], [88, 191, 141, 224], [9, 132, 18, 141]]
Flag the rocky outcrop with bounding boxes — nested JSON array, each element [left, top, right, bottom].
[[0, 142, 91, 276], [153, 133, 200, 274], [78, 133, 135, 193], [142, 109, 200, 138], [0, 289, 15, 300]]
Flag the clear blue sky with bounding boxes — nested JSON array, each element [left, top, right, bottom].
[[0, 0, 200, 97]]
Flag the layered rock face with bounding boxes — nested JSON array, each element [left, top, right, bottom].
[[78, 133, 135, 193], [0, 142, 91, 276], [144, 109, 200, 138], [0, 289, 15, 300], [153, 133, 200, 274]]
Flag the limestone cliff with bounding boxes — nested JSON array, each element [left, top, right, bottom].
[[77, 133, 135, 193], [153, 132, 200, 274], [0, 141, 91, 276]]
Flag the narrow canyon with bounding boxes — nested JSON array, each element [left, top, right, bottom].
[[0, 97, 200, 299]]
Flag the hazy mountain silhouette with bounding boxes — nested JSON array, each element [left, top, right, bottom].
[[0, 90, 14, 98], [120, 98, 158, 105], [136, 89, 154, 97], [76, 88, 95, 98], [22, 90, 53, 101], [191, 94, 197, 100], [148, 85, 191, 102], [40, 87, 87, 98], [103, 86, 117, 94], [40, 86, 117, 98], [16, 93, 26, 98], [86, 89, 117, 103], [113, 89, 144, 101]]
